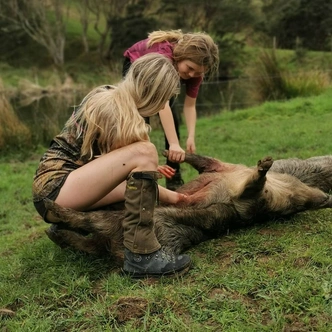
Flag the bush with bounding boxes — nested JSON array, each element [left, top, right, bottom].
[[0, 79, 32, 152], [284, 70, 330, 98], [249, 50, 330, 102]]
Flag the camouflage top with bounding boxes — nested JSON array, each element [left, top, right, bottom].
[[32, 117, 94, 204]]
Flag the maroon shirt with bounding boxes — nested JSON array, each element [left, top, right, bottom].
[[124, 39, 202, 98]]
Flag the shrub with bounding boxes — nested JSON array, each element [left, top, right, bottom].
[[0, 79, 32, 152], [284, 70, 330, 98], [249, 49, 330, 103]]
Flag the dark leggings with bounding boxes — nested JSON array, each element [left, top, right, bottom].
[[123, 57, 180, 172]]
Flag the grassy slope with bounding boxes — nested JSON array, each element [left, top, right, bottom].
[[1, 91, 331, 331], [171, 88, 332, 182]]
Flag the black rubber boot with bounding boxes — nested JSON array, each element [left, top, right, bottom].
[[123, 248, 191, 278], [166, 171, 184, 191]]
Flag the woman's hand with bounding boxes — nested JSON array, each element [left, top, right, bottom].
[[157, 165, 176, 179]]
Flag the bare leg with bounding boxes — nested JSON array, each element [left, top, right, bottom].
[[55, 141, 184, 211]]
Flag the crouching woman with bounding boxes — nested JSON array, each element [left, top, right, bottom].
[[32, 53, 191, 278]]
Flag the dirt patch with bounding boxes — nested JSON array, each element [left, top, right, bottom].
[[258, 228, 284, 236], [109, 296, 149, 323], [283, 314, 330, 332], [0, 308, 15, 318], [220, 240, 237, 248]]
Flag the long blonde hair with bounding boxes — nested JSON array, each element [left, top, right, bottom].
[[148, 29, 219, 77], [67, 53, 180, 159]]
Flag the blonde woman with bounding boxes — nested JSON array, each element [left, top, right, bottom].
[[123, 29, 219, 190], [33, 53, 191, 278]]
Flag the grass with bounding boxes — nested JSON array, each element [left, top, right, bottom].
[[246, 49, 330, 103], [1, 92, 332, 331], [171, 88, 332, 182]]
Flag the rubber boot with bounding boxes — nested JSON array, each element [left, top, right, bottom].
[[166, 170, 184, 191], [122, 171, 191, 278]]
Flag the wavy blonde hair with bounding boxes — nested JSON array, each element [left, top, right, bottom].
[[67, 53, 180, 159], [147, 29, 219, 77]]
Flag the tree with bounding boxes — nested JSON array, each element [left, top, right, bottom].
[[0, 0, 68, 67], [157, 0, 257, 77], [77, 0, 90, 53], [260, 0, 332, 51], [108, 0, 157, 60], [82, 0, 132, 60]]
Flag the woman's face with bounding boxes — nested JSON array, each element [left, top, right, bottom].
[[176, 60, 205, 80]]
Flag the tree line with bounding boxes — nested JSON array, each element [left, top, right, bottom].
[[0, 0, 331, 76]]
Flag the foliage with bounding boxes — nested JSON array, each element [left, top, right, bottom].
[[0, 79, 32, 152], [1, 92, 332, 330], [0, 0, 332, 154], [108, 0, 158, 60], [247, 49, 330, 103], [0, 0, 68, 67], [0, 0, 331, 72], [259, 0, 332, 51], [284, 70, 331, 98], [157, 0, 257, 78], [0, 75, 88, 153], [1, 45, 331, 153], [0, 2, 48, 65], [0, 0, 258, 77]]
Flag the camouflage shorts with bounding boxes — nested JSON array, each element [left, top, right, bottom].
[[33, 173, 69, 222]]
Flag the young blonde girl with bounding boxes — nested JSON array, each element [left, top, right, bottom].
[[123, 29, 219, 190], [33, 53, 191, 278]]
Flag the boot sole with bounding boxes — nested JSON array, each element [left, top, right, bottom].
[[121, 262, 191, 279]]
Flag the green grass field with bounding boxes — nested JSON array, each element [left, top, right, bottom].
[[1, 91, 332, 331]]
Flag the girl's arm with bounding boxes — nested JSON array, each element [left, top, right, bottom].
[[183, 95, 197, 153], [159, 101, 185, 162]]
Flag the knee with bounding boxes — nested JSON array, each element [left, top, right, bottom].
[[134, 141, 158, 165], [135, 141, 157, 155]]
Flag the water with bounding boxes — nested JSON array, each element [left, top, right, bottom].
[[11, 90, 85, 146], [175, 78, 256, 117], [7, 79, 255, 149]]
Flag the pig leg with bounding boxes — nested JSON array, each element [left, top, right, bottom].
[[154, 203, 234, 231], [45, 225, 124, 263], [240, 156, 273, 199], [44, 199, 125, 254], [45, 225, 103, 253], [44, 198, 124, 237], [183, 153, 232, 173], [154, 220, 207, 255], [163, 151, 235, 174]]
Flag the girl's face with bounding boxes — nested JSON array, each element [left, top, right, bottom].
[[176, 60, 205, 80]]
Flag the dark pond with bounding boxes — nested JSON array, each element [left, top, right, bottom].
[[10, 78, 256, 147]]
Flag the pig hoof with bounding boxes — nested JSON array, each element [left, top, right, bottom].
[[257, 156, 273, 171], [45, 225, 69, 248]]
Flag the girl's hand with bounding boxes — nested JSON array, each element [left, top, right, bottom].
[[167, 143, 185, 163], [186, 137, 196, 153], [157, 165, 176, 179]]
